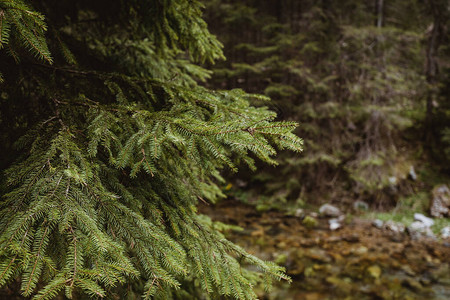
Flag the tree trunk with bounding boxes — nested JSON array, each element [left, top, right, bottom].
[[424, 0, 442, 144], [375, 0, 384, 28]]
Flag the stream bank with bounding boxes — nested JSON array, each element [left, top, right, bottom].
[[201, 200, 450, 300]]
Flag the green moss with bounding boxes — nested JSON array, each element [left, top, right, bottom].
[[302, 216, 319, 228], [274, 253, 288, 266], [432, 218, 450, 235]]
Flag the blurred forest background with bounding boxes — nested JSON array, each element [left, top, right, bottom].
[[200, 2, 450, 298], [203, 0, 450, 213]]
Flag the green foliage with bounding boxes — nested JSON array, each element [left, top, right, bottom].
[[0, 0, 52, 63], [204, 0, 441, 206], [435, 67, 450, 167], [0, 0, 302, 299]]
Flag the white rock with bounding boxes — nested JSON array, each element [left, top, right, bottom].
[[328, 219, 341, 230], [384, 220, 405, 233], [310, 212, 318, 218], [413, 213, 434, 227], [424, 228, 435, 238], [441, 226, 450, 239], [372, 219, 384, 229], [389, 176, 397, 185], [408, 221, 436, 240], [294, 208, 304, 217], [409, 166, 417, 181], [430, 185, 450, 218], [409, 221, 427, 231], [319, 204, 341, 217]]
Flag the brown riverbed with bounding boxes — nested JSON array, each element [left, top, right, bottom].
[[200, 200, 450, 300]]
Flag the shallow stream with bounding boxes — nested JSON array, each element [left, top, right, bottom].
[[201, 201, 450, 300]]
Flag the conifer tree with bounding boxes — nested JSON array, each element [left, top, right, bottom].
[[0, 1, 302, 299], [204, 0, 433, 206]]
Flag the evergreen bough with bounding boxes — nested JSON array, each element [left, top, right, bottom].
[[0, 0, 302, 299]]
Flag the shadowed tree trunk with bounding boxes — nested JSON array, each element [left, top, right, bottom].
[[375, 0, 384, 28], [424, 0, 444, 145]]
